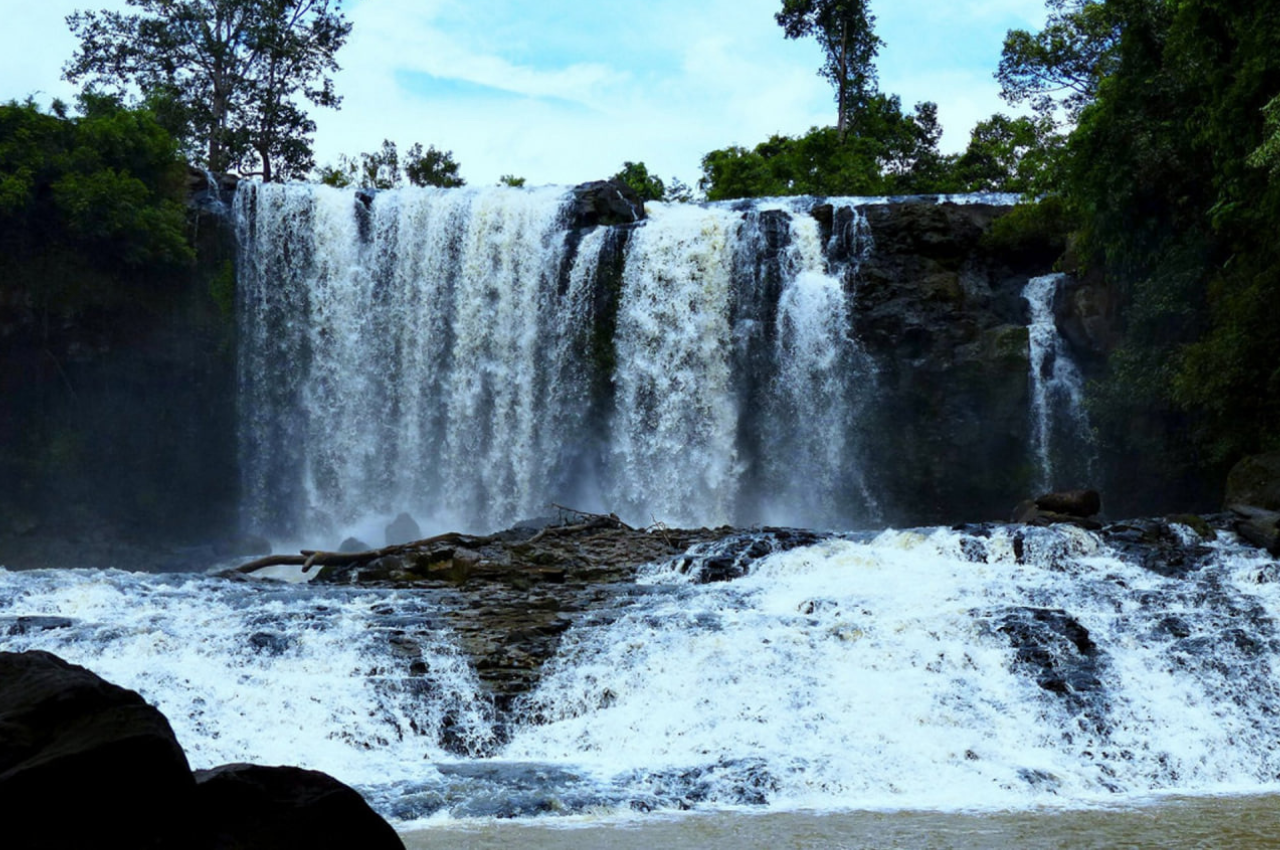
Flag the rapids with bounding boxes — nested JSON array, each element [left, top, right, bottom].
[[3, 523, 1279, 826]]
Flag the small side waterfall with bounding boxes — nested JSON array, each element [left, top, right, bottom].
[[235, 185, 877, 540], [1024, 273, 1093, 492]]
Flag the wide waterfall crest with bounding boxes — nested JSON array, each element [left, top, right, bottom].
[[236, 184, 877, 540]]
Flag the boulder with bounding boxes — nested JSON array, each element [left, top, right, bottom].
[[1035, 489, 1102, 518], [0, 651, 406, 849], [339, 536, 371, 553], [565, 179, 644, 228], [1229, 505, 1280, 555], [384, 512, 421, 546], [1224, 452, 1280, 512], [193, 764, 405, 850], [0, 650, 195, 848]]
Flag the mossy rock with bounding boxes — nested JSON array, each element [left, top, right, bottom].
[[1224, 452, 1280, 511]]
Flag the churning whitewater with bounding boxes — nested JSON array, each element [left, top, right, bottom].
[[3, 524, 1280, 824], [235, 183, 882, 541]]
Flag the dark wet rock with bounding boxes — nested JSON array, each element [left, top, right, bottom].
[[384, 512, 421, 546], [565, 179, 644, 228], [0, 650, 195, 849], [339, 536, 371, 553], [0, 650, 404, 849], [989, 607, 1107, 729], [1229, 505, 1280, 555], [0, 615, 75, 635], [193, 763, 405, 850], [314, 516, 744, 720], [1099, 519, 1215, 578], [667, 528, 828, 583], [1224, 452, 1280, 512], [621, 757, 779, 810], [1036, 490, 1102, 518], [1166, 514, 1216, 541], [853, 202, 1046, 526], [1054, 273, 1119, 364], [247, 631, 291, 656]]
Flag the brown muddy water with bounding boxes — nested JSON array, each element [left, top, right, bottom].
[[403, 795, 1280, 849]]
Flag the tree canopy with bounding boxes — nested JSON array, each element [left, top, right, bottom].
[[317, 140, 466, 189], [64, 0, 351, 182], [776, 0, 882, 137]]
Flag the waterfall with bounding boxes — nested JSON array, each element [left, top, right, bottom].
[[1024, 273, 1093, 492], [235, 185, 875, 540]]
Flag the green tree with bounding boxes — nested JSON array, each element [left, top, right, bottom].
[[613, 161, 665, 202], [1045, 0, 1280, 484], [776, 0, 882, 137], [317, 141, 465, 189], [498, 174, 526, 187], [954, 113, 1063, 194], [0, 96, 190, 272], [64, 0, 351, 181], [404, 143, 465, 188], [997, 0, 1120, 120], [663, 176, 695, 203]]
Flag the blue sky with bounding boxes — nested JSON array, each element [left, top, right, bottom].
[[3, 0, 1048, 187]]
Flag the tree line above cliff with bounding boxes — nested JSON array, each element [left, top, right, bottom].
[[6, 0, 1280, 504]]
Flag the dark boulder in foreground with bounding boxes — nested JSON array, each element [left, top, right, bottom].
[[195, 764, 404, 850], [0, 650, 195, 848], [0, 650, 405, 850]]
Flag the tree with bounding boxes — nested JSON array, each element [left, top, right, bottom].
[[613, 161, 665, 202], [316, 141, 465, 189], [954, 113, 1063, 194], [663, 176, 695, 203], [776, 0, 882, 138], [498, 174, 526, 187], [996, 0, 1120, 120], [64, 0, 351, 181], [404, 144, 465, 188]]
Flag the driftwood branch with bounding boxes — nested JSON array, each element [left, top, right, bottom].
[[227, 530, 479, 575]]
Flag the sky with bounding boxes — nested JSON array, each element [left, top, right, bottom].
[[0, 0, 1048, 187]]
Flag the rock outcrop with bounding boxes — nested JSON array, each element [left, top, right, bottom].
[[0, 650, 405, 849], [852, 202, 1055, 525]]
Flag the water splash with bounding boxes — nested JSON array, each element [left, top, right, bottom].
[[236, 186, 879, 540]]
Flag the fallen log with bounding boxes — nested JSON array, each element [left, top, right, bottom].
[[226, 530, 481, 575]]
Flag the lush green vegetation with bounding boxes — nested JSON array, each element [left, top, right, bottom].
[[0, 96, 192, 311], [316, 139, 467, 189], [65, 0, 351, 181], [1031, 0, 1280, 486]]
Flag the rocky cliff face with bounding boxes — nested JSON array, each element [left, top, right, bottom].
[[848, 201, 1061, 525], [0, 171, 240, 570], [1, 182, 1075, 570]]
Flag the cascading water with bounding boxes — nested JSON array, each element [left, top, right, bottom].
[[4, 524, 1280, 824], [1024, 273, 1094, 492], [235, 185, 876, 541]]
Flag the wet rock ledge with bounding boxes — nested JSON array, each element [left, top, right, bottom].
[[230, 512, 820, 721]]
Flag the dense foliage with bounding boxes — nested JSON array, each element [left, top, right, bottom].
[[64, 0, 351, 182], [0, 96, 191, 303], [1036, 0, 1280, 484], [776, 0, 881, 137], [316, 140, 466, 189]]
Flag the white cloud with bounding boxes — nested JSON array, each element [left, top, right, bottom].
[[3, 0, 1051, 185]]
